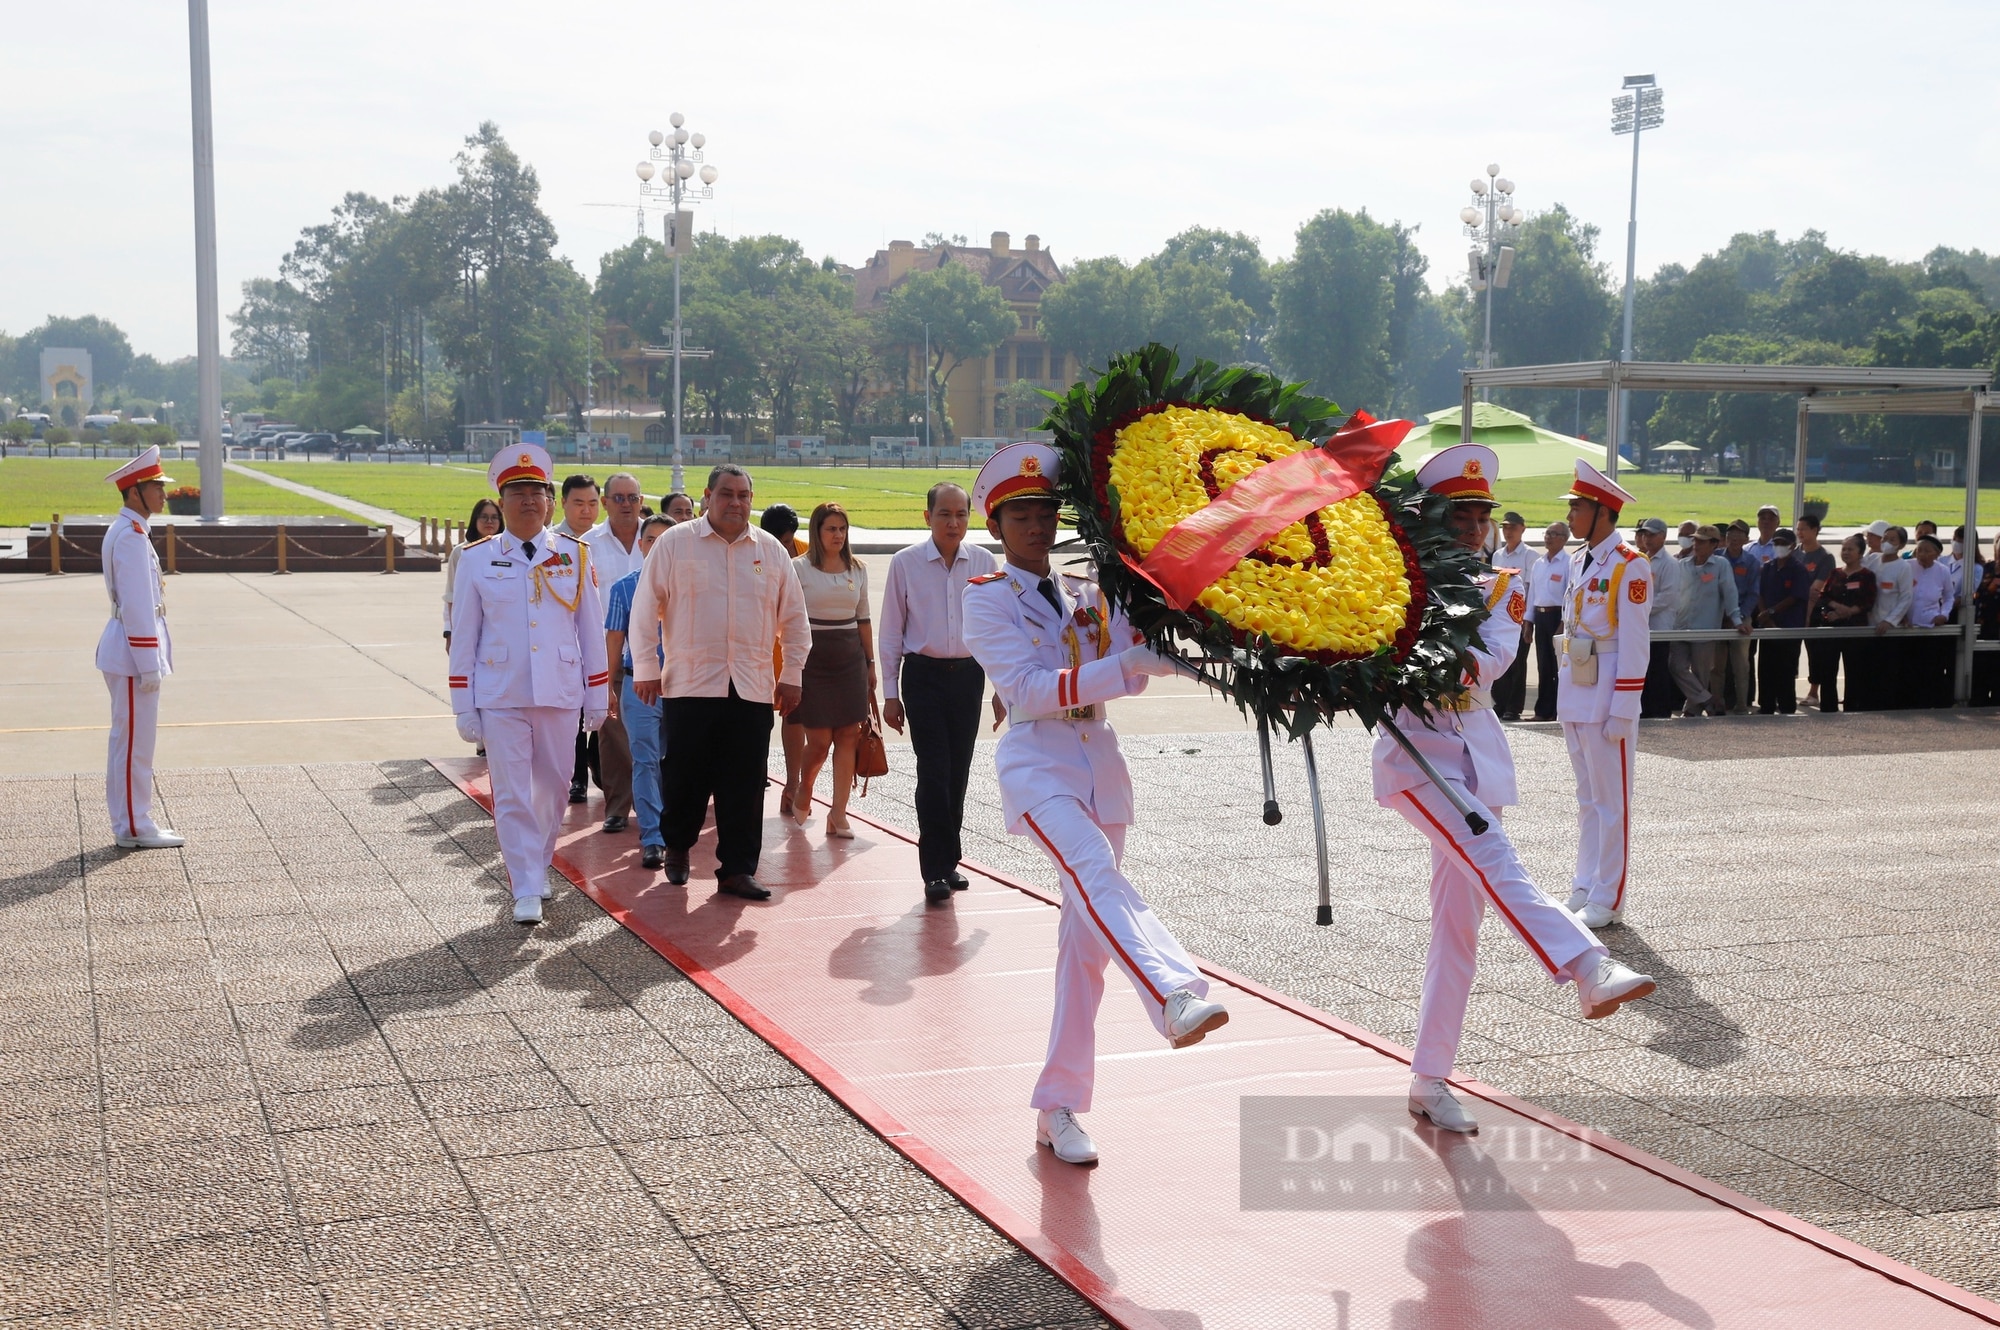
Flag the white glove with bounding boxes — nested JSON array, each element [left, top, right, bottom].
[[137, 671, 161, 695], [582, 709, 608, 733], [456, 712, 482, 744], [1605, 715, 1638, 745], [1119, 644, 1180, 678]]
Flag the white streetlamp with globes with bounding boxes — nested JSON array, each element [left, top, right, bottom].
[[1461, 163, 1522, 394], [635, 112, 719, 493]]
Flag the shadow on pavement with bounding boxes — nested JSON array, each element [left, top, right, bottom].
[[827, 902, 990, 1006], [1604, 930, 1747, 1070], [1389, 1124, 1714, 1330]]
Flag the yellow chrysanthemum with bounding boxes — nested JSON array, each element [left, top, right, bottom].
[[1106, 405, 1412, 657]]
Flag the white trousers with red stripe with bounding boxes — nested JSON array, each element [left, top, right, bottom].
[[1022, 795, 1207, 1114], [1561, 722, 1636, 910], [104, 672, 161, 840], [481, 705, 577, 901], [1392, 782, 1602, 1079]]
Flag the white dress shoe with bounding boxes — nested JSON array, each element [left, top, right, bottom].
[[1576, 955, 1656, 1019], [512, 896, 543, 927], [1578, 902, 1622, 929], [115, 829, 186, 849], [1036, 1107, 1099, 1165], [1565, 888, 1589, 914], [1164, 988, 1229, 1049], [1408, 1079, 1478, 1134]]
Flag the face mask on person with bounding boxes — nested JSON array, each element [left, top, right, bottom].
[[1954, 541, 1964, 558]]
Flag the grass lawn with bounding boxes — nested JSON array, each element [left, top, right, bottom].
[[238, 460, 982, 530], [1486, 472, 1985, 530], [0, 459, 346, 526]]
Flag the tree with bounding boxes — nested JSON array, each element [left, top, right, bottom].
[[1486, 204, 1615, 368], [1269, 208, 1398, 410], [1039, 257, 1155, 375], [229, 277, 311, 383], [878, 262, 1017, 443], [1147, 258, 1253, 365]]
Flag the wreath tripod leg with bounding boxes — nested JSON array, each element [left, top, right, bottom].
[[1257, 715, 1281, 826], [1299, 731, 1334, 926]]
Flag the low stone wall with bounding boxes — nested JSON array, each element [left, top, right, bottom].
[[0, 516, 440, 574]]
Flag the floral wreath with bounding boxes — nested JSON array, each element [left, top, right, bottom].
[[1044, 345, 1491, 738]]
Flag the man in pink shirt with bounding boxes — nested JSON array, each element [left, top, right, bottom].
[[631, 465, 812, 899]]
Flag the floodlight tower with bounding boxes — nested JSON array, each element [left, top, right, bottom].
[[636, 114, 718, 493], [1460, 163, 1522, 398], [1611, 74, 1664, 470]]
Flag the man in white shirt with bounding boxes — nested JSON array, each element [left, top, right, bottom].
[[879, 482, 1002, 903], [584, 472, 647, 834], [631, 464, 812, 899], [1489, 511, 1535, 720], [1865, 535, 1917, 711], [1746, 504, 1780, 565], [1862, 519, 1890, 569], [1909, 535, 1959, 707], [1636, 518, 1684, 718], [1526, 522, 1573, 720]]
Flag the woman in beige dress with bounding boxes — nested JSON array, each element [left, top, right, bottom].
[[788, 503, 875, 839]]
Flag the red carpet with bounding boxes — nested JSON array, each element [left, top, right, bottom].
[[434, 758, 2000, 1329]]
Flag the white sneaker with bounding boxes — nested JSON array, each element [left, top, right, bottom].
[[1164, 988, 1229, 1049], [1578, 902, 1623, 929], [1565, 888, 1589, 913], [1036, 1108, 1099, 1165], [512, 896, 543, 927], [1408, 1080, 1478, 1134], [1576, 955, 1655, 1019], [115, 829, 186, 850]]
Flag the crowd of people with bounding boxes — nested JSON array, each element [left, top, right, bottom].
[[1487, 503, 1998, 719], [446, 463, 1000, 907]]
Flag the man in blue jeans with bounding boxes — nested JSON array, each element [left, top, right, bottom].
[[604, 515, 672, 869]]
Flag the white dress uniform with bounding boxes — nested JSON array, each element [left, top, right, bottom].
[[96, 448, 180, 847], [448, 447, 609, 917], [1556, 461, 1651, 921], [960, 444, 1220, 1129], [1371, 447, 1604, 1085]]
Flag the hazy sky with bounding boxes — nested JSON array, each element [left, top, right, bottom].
[[10, 0, 1999, 360]]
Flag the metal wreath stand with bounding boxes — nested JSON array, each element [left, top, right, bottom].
[[1163, 655, 1488, 927]]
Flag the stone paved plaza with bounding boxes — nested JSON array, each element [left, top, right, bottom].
[[9, 567, 2000, 1323], [0, 762, 1105, 1329]]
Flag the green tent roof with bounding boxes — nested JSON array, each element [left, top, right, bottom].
[[1397, 403, 1601, 479]]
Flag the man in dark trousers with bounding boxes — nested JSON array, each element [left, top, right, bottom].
[[878, 482, 1004, 904], [629, 465, 812, 900], [1526, 521, 1573, 719], [1755, 528, 1813, 714]]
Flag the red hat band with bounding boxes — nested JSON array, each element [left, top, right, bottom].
[[985, 474, 1056, 515], [1569, 477, 1624, 511]]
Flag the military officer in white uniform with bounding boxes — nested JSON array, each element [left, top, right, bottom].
[[97, 447, 185, 849], [960, 442, 1227, 1167], [1373, 446, 1654, 1134], [1557, 460, 1650, 928], [449, 444, 610, 925]]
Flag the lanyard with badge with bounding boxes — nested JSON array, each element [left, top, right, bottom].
[[1560, 547, 1623, 685]]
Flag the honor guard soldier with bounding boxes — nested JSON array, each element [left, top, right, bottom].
[[98, 447, 185, 849], [1558, 459, 1649, 928], [1374, 446, 1654, 1133], [961, 442, 1228, 1167], [449, 444, 610, 925]]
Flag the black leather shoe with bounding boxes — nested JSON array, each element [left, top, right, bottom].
[[642, 846, 664, 870], [947, 871, 970, 892], [924, 879, 952, 904], [718, 874, 772, 900], [568, 783, 588, 805], [665, 850, 690, 885], [602, 815, 628, 833]]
